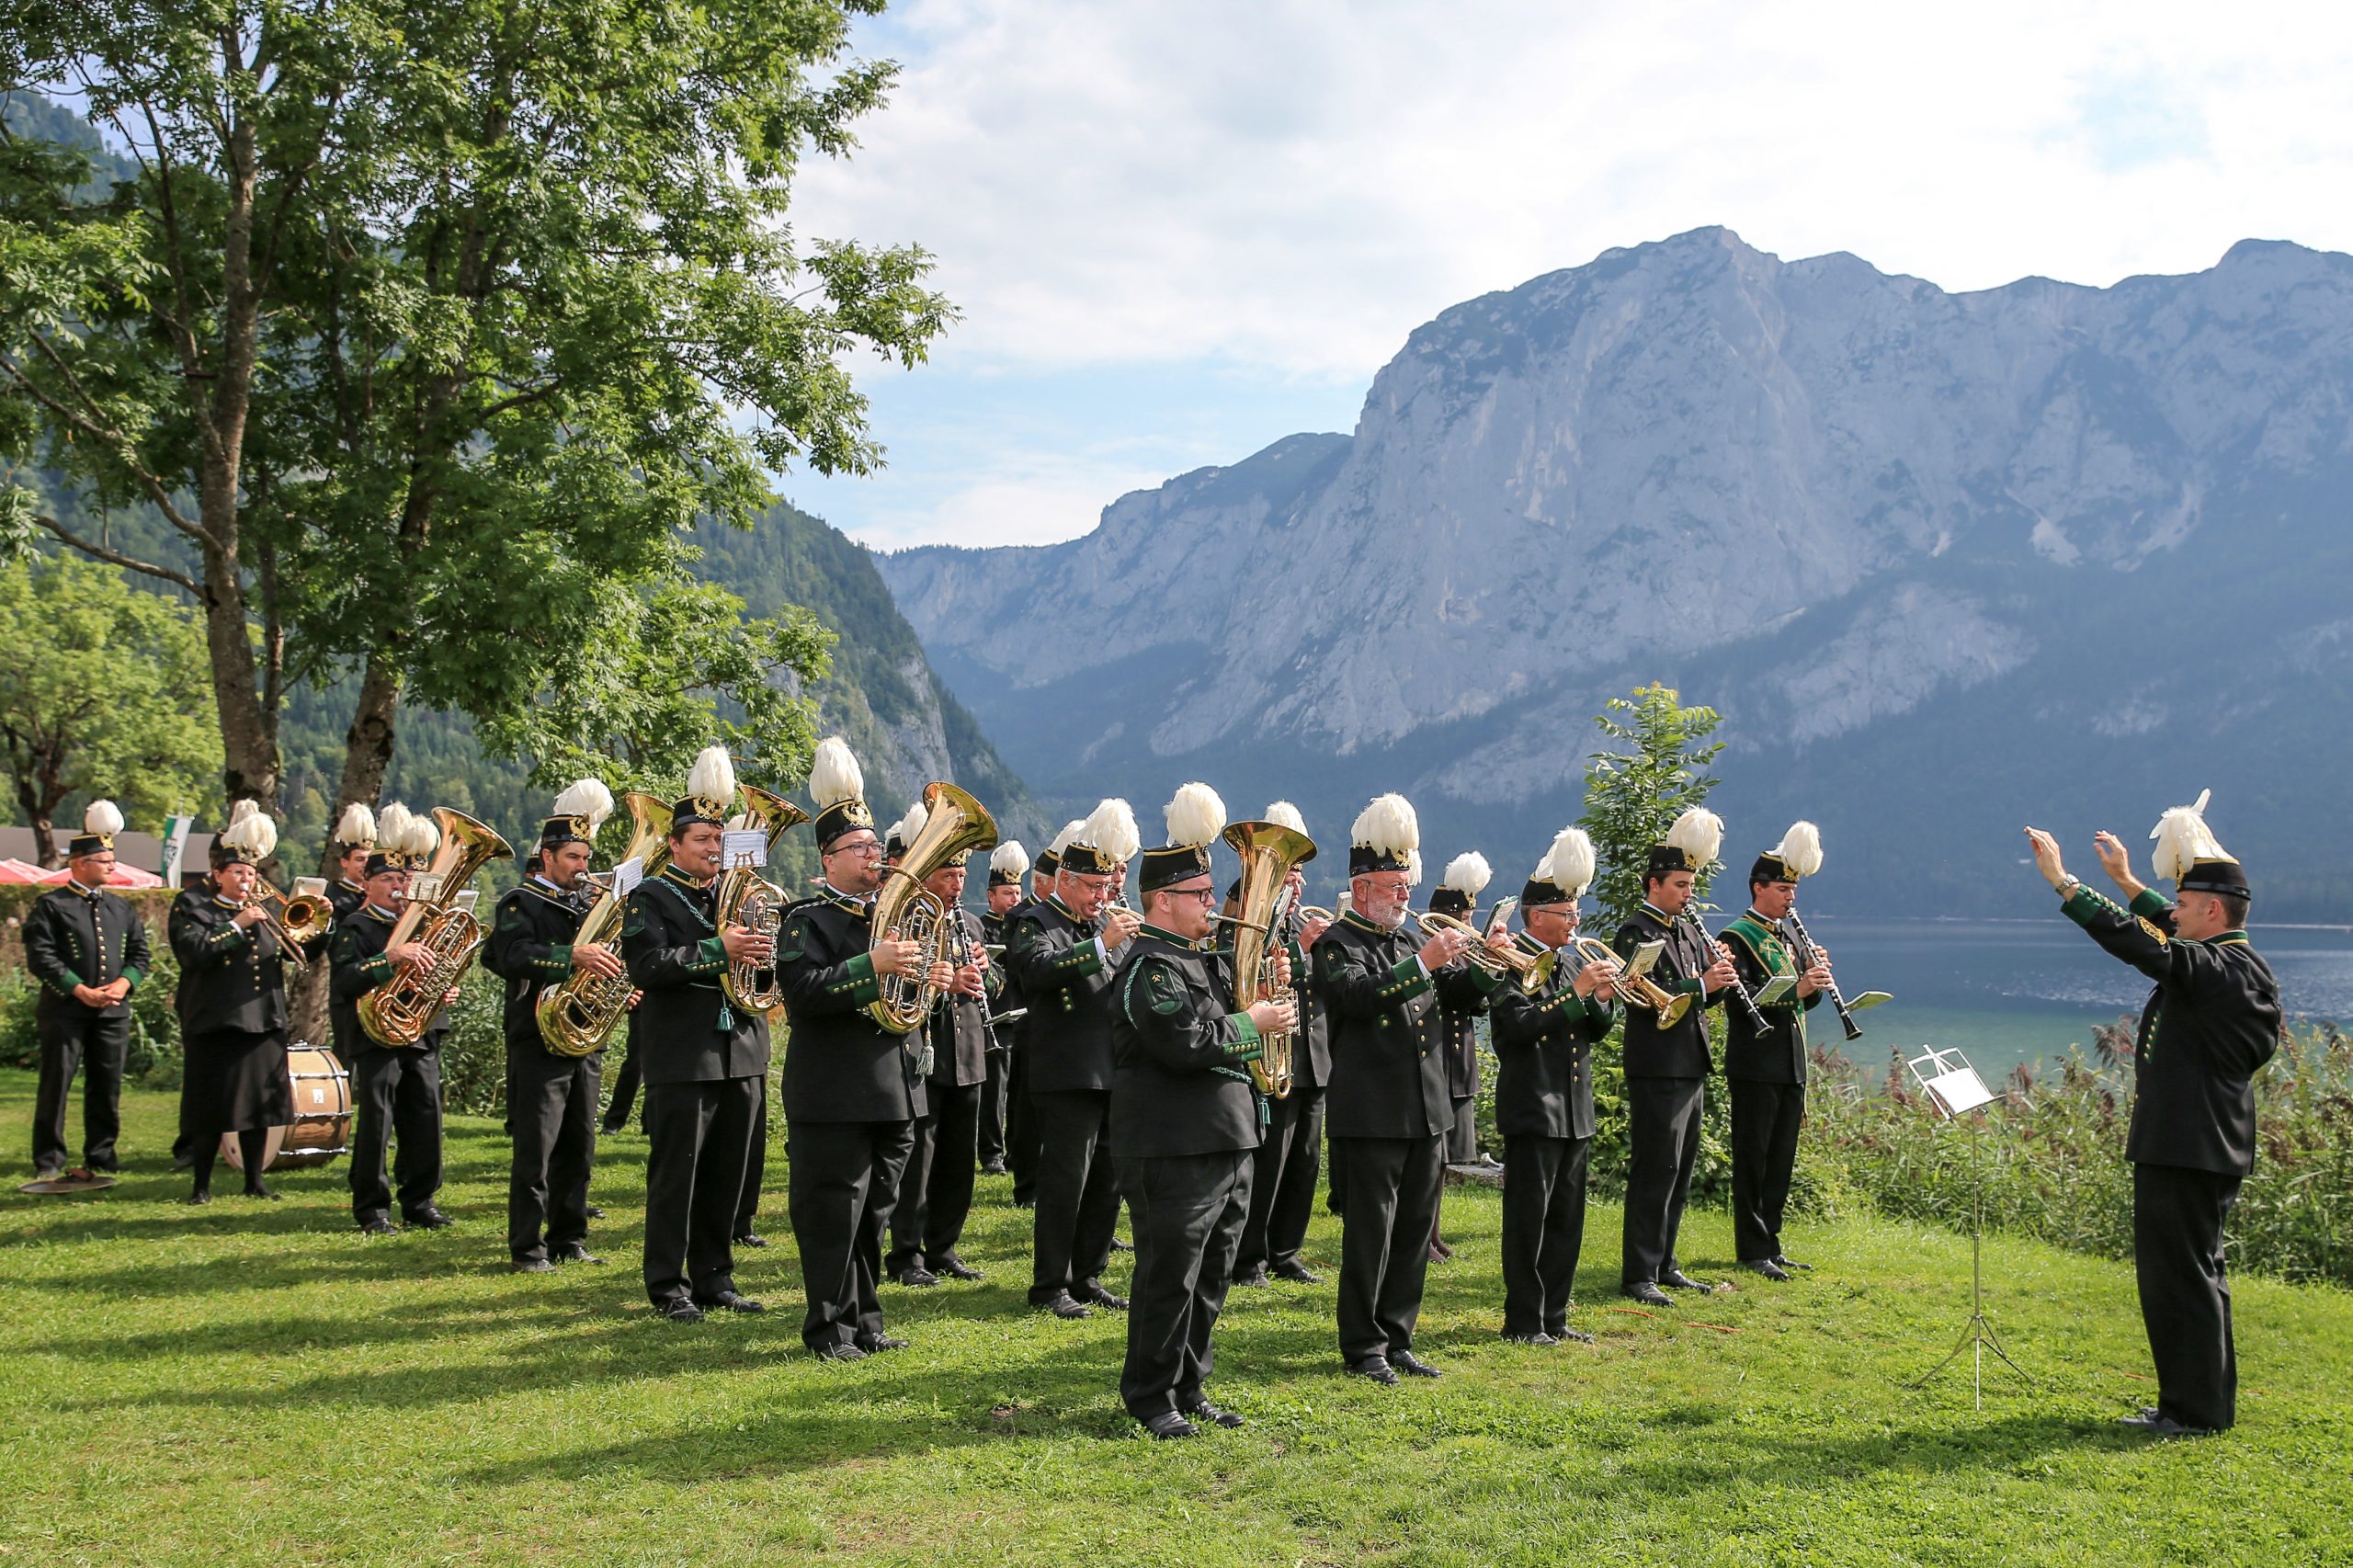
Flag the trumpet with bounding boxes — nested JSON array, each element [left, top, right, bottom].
[[1566, 936, 1693, 1028], [245, 882, 334, 974], [1409, 909, 1552, 981]]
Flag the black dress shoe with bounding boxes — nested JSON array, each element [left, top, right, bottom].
[[855, 1334, 908, 1353], [1659, 1268, 1707, 1290], [1392, 1350, 1442, 1379], [2117, 1411, 2215, 1437], [1347, 1357, 1400, 1385], [1553, 1325, 1596, 1344], [551, 1243, 605, 1265], [185, 1190, 213, 1207], [1080, 1285, 1129, 1312], [1186, 1399, 1245, 1429], [584, 1205, 606, 1220], [1270, 1262, 1324, 1285], [659, 1300, 706, 1324], [813, 1342, 866, 1361], [404, 1207, 454, 1230], [358, 1216, 397, 1235], [936, 1255, 985, 1281], [1231, 1264, 1270, 1288], [696, 1290, 766, 1313], [1503, 1332, 1558, 1346], [1744, 1258, 1791, 1282], [981, 1157, 1008, 1176], [1109, 1236, 1132, 1252], [1140, 1410, 1199, 1439], [511, 1257, 556, 1274], [1042, 1292, 1092, 1320], [895, 1265, 940, 1288], [1623, 1282, 1675, 1308], [733, 1231, 769, 1248], [1772, 1254, 1812, 1271]]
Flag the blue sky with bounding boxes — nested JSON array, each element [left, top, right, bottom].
[[787, 0, 2353, 552]]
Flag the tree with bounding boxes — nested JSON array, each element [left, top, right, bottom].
[[0, 554, 222, 863], [1577, 683, 1724, 932], [0, 1, 951, 854]]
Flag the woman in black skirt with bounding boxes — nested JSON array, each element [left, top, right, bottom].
[[170, 804, 295, 1203]]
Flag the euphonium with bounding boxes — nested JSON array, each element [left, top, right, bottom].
[[358, 807, 514, 1048], [715, 784, 813, 1017], [536, 792, 672, 1056], [1567, 935, 1693, 1028], [1220, 819, 1317, 1099], [868, 782, 998, 1037]]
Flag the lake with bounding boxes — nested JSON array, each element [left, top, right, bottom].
[[1770, 915, 2353, 1081]]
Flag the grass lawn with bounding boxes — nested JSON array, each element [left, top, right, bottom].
[[1, 1070, 2347, 1566]]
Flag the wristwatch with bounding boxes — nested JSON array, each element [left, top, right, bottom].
[[2056, 875, 2082, 899]]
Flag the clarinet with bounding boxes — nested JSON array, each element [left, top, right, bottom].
[[1783, 910, 1863, 1041], [1685, 911, 1768, 1033], [951, 911, 1003, 1057]]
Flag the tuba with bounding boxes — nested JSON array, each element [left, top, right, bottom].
[[868, 782, 998, 1037], [358, 807, 514, 1048], [1221, 819, 1317, 1100], [536, 792, 672, 1056], [715, 784, 812, 1017]]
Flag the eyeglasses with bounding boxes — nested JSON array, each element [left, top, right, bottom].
[[1165, 886, 1217, 904], [831, 838, 884, 858]]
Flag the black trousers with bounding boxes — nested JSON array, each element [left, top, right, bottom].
[[889, 1078, 982, 1272], [2134, 1163, 2245, 1431], [1445, 1094, 1478, 1163], [642, 1075, 758, 1306], [1502, 1133, 1591, 1335], [349, 1048, 444, 1223], [1234, 1081, 1324, 1276], [1029, 1087, 1120, 1303], [734, 1080, 768, 1237], [1334, 1133, 1443, 1362], [600, 1030, 643, 1132], [1006, 1040, 1040, 1204], [1621, 1075, 1704, 1286], [1728, 1077, 1804, 1263], [33, 1012, 129, 1174], [978, 1048, 1010, 1165], [788, 1119, 915, 1351], [506, 1041, 601, 1262], [1116, 1151, 1253, 1420]]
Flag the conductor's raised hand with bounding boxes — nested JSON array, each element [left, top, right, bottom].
[[2023, 826, 2069, 890]]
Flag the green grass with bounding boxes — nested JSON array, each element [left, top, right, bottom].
[[1, 1069, 2348, 1567]]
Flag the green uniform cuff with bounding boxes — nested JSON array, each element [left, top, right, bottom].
[[361, 952, 393, 983], [121, 967, 144, 989], [2061, 885, 2118, 926], [216, 923, 249, 954], [2129, 888, 2174, 920], [1056, 941, 1104, 980], [1467, 964, 1508, 995], [839, 950, 881, 1006], [540, 945, 574, 975], [690, 935, 726, 975], [1223, 1012, 1263, 1062], [1381, 956, 1433, 1003]]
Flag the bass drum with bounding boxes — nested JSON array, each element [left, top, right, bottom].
[[221, 1043, 355, 1172]]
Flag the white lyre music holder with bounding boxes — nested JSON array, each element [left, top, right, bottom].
[[1904, 1046, 2033, 1410]]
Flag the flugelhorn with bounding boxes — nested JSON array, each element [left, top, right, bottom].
[[868, 782, 997, 1037], [1567, 935, 1692, 1027], [1221, 818, 1317, 1100], [1409, 909, 1551, 980]]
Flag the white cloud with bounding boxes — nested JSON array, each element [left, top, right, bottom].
[[789, 0, 2353, 543]]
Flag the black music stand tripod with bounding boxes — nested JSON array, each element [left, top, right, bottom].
[[1904, 1047, 2033, 1411]]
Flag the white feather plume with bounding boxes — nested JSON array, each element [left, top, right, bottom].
[[1664, 806, 1724, 868], [1349, 792, 1419, 858], [1772, 820, 1824, 877], [375, 802, 414, 857], [1542, 825, 1596, 899], [1165, 782, 1227, 849], [685, 745, 736, 807], [334, 802, 377, 846], [1084, 798, 1142, 864], [2150, 789, 2230, 882], [226, 799, 258, 827], [403, 810, 440, 859], [220, 806, 278, 861], [807, 735, 862, 809], [892, 797, 929, 847], [1264, 800, 1308, 835], [82, 799, 123, 837], [1047, 818, 1086, 857], [1406, 847, 1423, 886], [991, 841, 1031, 879], [1441, 851, 1492, 897], [551, 778, 615, 833]]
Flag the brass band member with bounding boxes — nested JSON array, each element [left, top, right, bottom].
[[1492, 827, 1618, 1344], [884, 800, 993, 1287], [976, 840, 1029, 1176], [326, 803, 377, 925], [1318, 792, 1472, 1383], [331, 804, 455, 1234], [1009, 800, 1142, 1319], [2027, 795, 2280, 1436], [485, 780, 620, 1272], [773, 738, 941, 1357], [1113, 784, 1295, 1438], [1232, 801, 1334, 1288], [22, 800, 150, 1185], [1004, 829, 1075, 1209], [1427, 849, 1496, 1261], [1617, 807, 1735, 1308], [1720, 823, 1834, 1281], [169, 804, 295, 1203], [622, 748, 771, 1322]]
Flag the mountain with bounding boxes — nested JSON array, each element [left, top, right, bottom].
[[875, 228, 2353, 918]]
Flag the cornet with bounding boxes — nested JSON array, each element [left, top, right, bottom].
[[1567, 936, 1693, 1028], [1409, 910, 1552, 981]]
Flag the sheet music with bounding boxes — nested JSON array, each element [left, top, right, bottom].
[[610, 856, 644, 897], [1908, 1048, 1995, 1116], [721, 828, 767, 869]]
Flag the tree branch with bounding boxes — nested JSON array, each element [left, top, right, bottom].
[[34, 514, 201, 593]]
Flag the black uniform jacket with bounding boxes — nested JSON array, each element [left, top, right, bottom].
[[1109, 926, 1263, 1157], [326, 877, 367, 926], [329, 903, 449, 1054], [1719, 911, 1823, 1085], [1491, 958, 1616, 1141], [1613, 902, 1724, 1080], [483, 877, 591, 1051], [775, 884, 924, 1123], [23, 881, 152, 1021], [2065, 885, 2282, 1177], [1275, 906, 1333, 1087], [618, 865, 769, 1085], [1008, 895, 1120, 1094], [1437, 957, 1491, 1100], [1315, 910, 1452, 1140], [981, 908, 1021, 1044], [923, 908, 992, 1088], [168, 886, 288, 1036]]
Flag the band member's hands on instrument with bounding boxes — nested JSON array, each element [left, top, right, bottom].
[[720, 923, 772, 964], [442, 986, 460, 1006], [570, 941, 626, 980], [389, 940, 433, 970], [626, 987, 642, 1011], [1573, 958, 1617, 999], [1417, 924, 1470, 971], [233, 902, 272, 930], [1246, 997, 1299, 1036], [870, 934, 926, 976], [1269, 947, 1292, 988], [926, 959, 956, 994], [1102, 903, 1143, 950], [950, 962, 986, 998], [1701, 945, 1739, 993], [1298, 912, 1332, 948], [1797, 960, 1833, 997]]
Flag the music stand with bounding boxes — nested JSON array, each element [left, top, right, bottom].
[[1904, 1046, 2032, 1410]]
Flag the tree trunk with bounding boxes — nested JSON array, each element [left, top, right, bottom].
[[30, 814, 58, 870], [334, 653, 404, 831]]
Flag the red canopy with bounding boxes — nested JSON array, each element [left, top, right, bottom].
[[0, 858, 48, 883], [33, 862, 165, 888]]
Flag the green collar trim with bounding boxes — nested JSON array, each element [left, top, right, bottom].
[[1138, 922, 1199, 950], [1340, 909, 1390, 937], [2209, 930, 2252, 947]]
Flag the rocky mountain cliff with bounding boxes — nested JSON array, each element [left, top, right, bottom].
[[876, 229, 2353, 917]]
